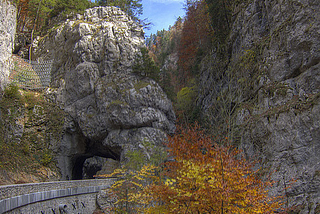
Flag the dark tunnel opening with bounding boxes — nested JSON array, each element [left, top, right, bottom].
[[71, 144, 122, 180], [72, 156, 88, 180], [83, 160, 102, 178]]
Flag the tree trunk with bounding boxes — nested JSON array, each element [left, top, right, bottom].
[[29, 0, 42, 61]]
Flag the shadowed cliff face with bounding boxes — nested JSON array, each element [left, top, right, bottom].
[[0, 0, 16, 89], [34, 6, 175, 180], [198, 0, 320, 212]]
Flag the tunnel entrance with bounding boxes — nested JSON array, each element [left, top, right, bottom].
[[83, 156, 103, 179], [72, 156, 88, 180], [71, 143, 122, 180], [82, 156, 121, 179], [72, 155, 121, 180]]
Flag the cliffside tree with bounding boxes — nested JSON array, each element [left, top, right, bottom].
[[15, 0, 95, 58], [205, 0, 232, 47], [133, 47, 160, 82], [97, 0, 143, 20]]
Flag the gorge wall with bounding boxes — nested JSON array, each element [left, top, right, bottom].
[[34, 6, 175, 180], [197, 0, 320, 212], [0, 0, 16, 89]]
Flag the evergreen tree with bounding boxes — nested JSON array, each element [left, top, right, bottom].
[[16, 0, 95, 35], [97, 0, 143, 20], [205, 0, 232, 46], [50, 0, 94, 18], [133, 48, 160, 82]]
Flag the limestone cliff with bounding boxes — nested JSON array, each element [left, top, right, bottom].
[[198, 0, 320, 212], [34, 6, 175, 180], [0, 0, 16, 89]]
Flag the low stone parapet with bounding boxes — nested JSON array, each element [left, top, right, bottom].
[[0, 179, 114, 213]]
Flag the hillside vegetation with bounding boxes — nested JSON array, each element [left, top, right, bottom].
[[0, 84, 63, 184]]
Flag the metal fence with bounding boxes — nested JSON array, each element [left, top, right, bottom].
[[10, 56, 52, 90]]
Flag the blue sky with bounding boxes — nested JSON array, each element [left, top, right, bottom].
[[91, 0, 185, 36], [140, 0, 186, 36]]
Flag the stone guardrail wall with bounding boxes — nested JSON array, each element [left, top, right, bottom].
[[0, 179, 115, 214]]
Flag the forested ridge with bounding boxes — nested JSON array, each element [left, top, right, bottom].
[[146, 0, 235, 128]]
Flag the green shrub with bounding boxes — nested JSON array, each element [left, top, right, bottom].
[[3, 83, 22, 100], [41, 150, 53, 166], [133, 48, 160, 81], [125, 139, 167, 170], [176, 83, 199, 123]]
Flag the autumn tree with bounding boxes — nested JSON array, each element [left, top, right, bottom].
[[98, 164, 160, 213], [139, 124, 283, 213], [177, 0, 212, 85], [15, 0, 95, 59], [145, 18, 184, 100], [16, 0, 94, 35], [16, 0, 31, 32], [103, 124, 285, 213], [97, 139, 167, 213]]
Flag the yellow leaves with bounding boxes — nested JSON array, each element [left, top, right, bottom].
[[165, 178, 176, 186], [96, 124, 285, 214], [97, 163, 163, 213], [95, 167, 125, 178], [112, 179, 125, 188], [131, 181, 143, 188], [148, 124, 285, 213]]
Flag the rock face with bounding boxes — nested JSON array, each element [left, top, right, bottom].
[[198, 0, 320, 212], [0, 0, 16, 89], [34, 6, 175, 180]]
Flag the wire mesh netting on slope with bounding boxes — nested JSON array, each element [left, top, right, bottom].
[[10, 55, 52, 90]]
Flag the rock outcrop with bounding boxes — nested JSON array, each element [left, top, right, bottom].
[[34, 6, 175, 180], [198, 0, 320, 212], [0, 0, 16, 89]]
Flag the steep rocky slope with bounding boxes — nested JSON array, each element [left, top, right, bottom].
[[34, 6, 175, 180], [0, 85, 62, 185], [198, 0, 320, 212]]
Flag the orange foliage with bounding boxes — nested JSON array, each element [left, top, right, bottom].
[[177, 0, 212, 87], [17, 0, 31, 32], [141, 124, 284, 213]]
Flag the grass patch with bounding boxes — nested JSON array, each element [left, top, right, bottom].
[[134, 81, 150, 91]]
